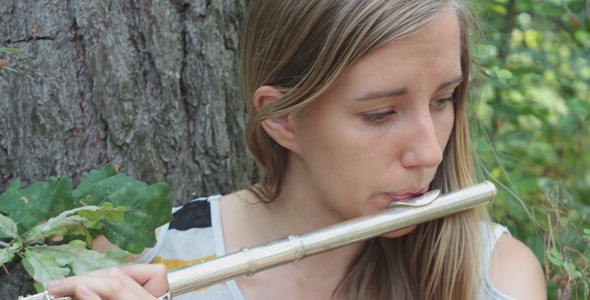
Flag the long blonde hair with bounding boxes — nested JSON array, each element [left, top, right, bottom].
[[241, 0, 488, 298]]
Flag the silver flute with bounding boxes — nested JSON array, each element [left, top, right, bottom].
[[167, 181, 496, 296], [19, 180, 496, 300]]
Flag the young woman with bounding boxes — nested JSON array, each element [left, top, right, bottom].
[[47, 0, 546, 299]]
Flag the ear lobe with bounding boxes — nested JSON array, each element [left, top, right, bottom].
[[254, 86, 298, 151]]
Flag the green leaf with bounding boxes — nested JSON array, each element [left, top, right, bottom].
[[474, 43, 497, 61], [23, 240, 129, 291], [566, 98, 590, 115], [557, 114, 583, 134], [72, 164, 119, 199], [567, 1, 586, 12], [492, 67, 513, 86], [481, 2, 508, 15], [535, 3, 567, 17], [81, 175, 172, 253], [574, 29, 590, 47], [0, 47, 26, 54], [549, 248, 564, 266], [0, 179, 22, 212], [0, 213, 18, 239], [2, 66, 34, 79], [0, 176, 76, 235], [24, 204, 126, 245], [0, 248, 16, 265], [0, 242, 20, 265]]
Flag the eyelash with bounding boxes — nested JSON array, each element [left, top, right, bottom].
[[362, 110, 396, 123], [432, 97, 458, 109], [362, 97, 458, 124]]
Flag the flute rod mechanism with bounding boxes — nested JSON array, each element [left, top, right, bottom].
[[167, 181, 497, 296]]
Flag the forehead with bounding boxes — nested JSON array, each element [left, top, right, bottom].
[[332, 6, 462, 92], [359, 7, 459, 67]]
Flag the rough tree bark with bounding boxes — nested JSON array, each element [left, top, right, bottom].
[[0, 0, 251, 297]]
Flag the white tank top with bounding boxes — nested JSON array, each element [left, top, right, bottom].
[[139, 196, 517, 299]]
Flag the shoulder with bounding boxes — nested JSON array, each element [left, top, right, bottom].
[[488, 233, 547, 300]]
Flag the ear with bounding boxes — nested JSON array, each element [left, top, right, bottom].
[[254, 86, 299, 152]]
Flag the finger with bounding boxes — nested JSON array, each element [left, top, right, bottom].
[[119, 263, 169, 296], [69, 264, 168, 295], [47, 268, 156, 300], [74, 284, 101, 300]]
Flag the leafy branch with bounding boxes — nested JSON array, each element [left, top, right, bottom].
[[0, 164, 173, 291], [538, 182, 590, 300]]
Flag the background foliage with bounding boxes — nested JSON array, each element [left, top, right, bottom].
[[1, 0, 588, 298], [473, 0, 590, 299]]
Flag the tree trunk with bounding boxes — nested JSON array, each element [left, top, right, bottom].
[[0, 0, 250, 297]]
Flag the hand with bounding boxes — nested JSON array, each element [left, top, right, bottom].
[[46, 263, 169, 300]]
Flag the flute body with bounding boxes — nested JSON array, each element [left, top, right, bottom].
[[168, 181, 497, 296]]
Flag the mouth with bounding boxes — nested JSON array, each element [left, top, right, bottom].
[[384, 184, 430, 202]]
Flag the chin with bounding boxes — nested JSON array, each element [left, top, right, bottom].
[[381, 225, 418, 238]]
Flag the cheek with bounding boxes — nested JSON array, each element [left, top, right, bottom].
[[436, 110, 456, 148], [299, 113, 361, 163]]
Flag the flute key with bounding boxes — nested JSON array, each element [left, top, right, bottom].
[[17, 291, 71, 300]]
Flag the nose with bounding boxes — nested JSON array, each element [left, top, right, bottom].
[[400, 113, 445, 169]]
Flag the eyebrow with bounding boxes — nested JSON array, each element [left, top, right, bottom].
[[438, 75, 464, 91], [355, 75, 464, 102], [355, 88, 407, 101]]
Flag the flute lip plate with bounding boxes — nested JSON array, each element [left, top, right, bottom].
[[388, 189, 441, 208]]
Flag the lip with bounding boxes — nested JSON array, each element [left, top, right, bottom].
[[384, 184, 430, 202]]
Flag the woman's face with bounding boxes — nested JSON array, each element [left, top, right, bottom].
[[286, 6, 462, 235]]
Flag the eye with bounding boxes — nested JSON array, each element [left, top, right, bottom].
[[431, 97, 457, 109], [362, 110, 396, 123]]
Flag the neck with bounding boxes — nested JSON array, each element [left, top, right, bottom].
[[221, 189, 366, 286]]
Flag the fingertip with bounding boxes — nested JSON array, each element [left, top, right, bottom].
[[47, 279, 65, 295], [47, 280, 62, 289]]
